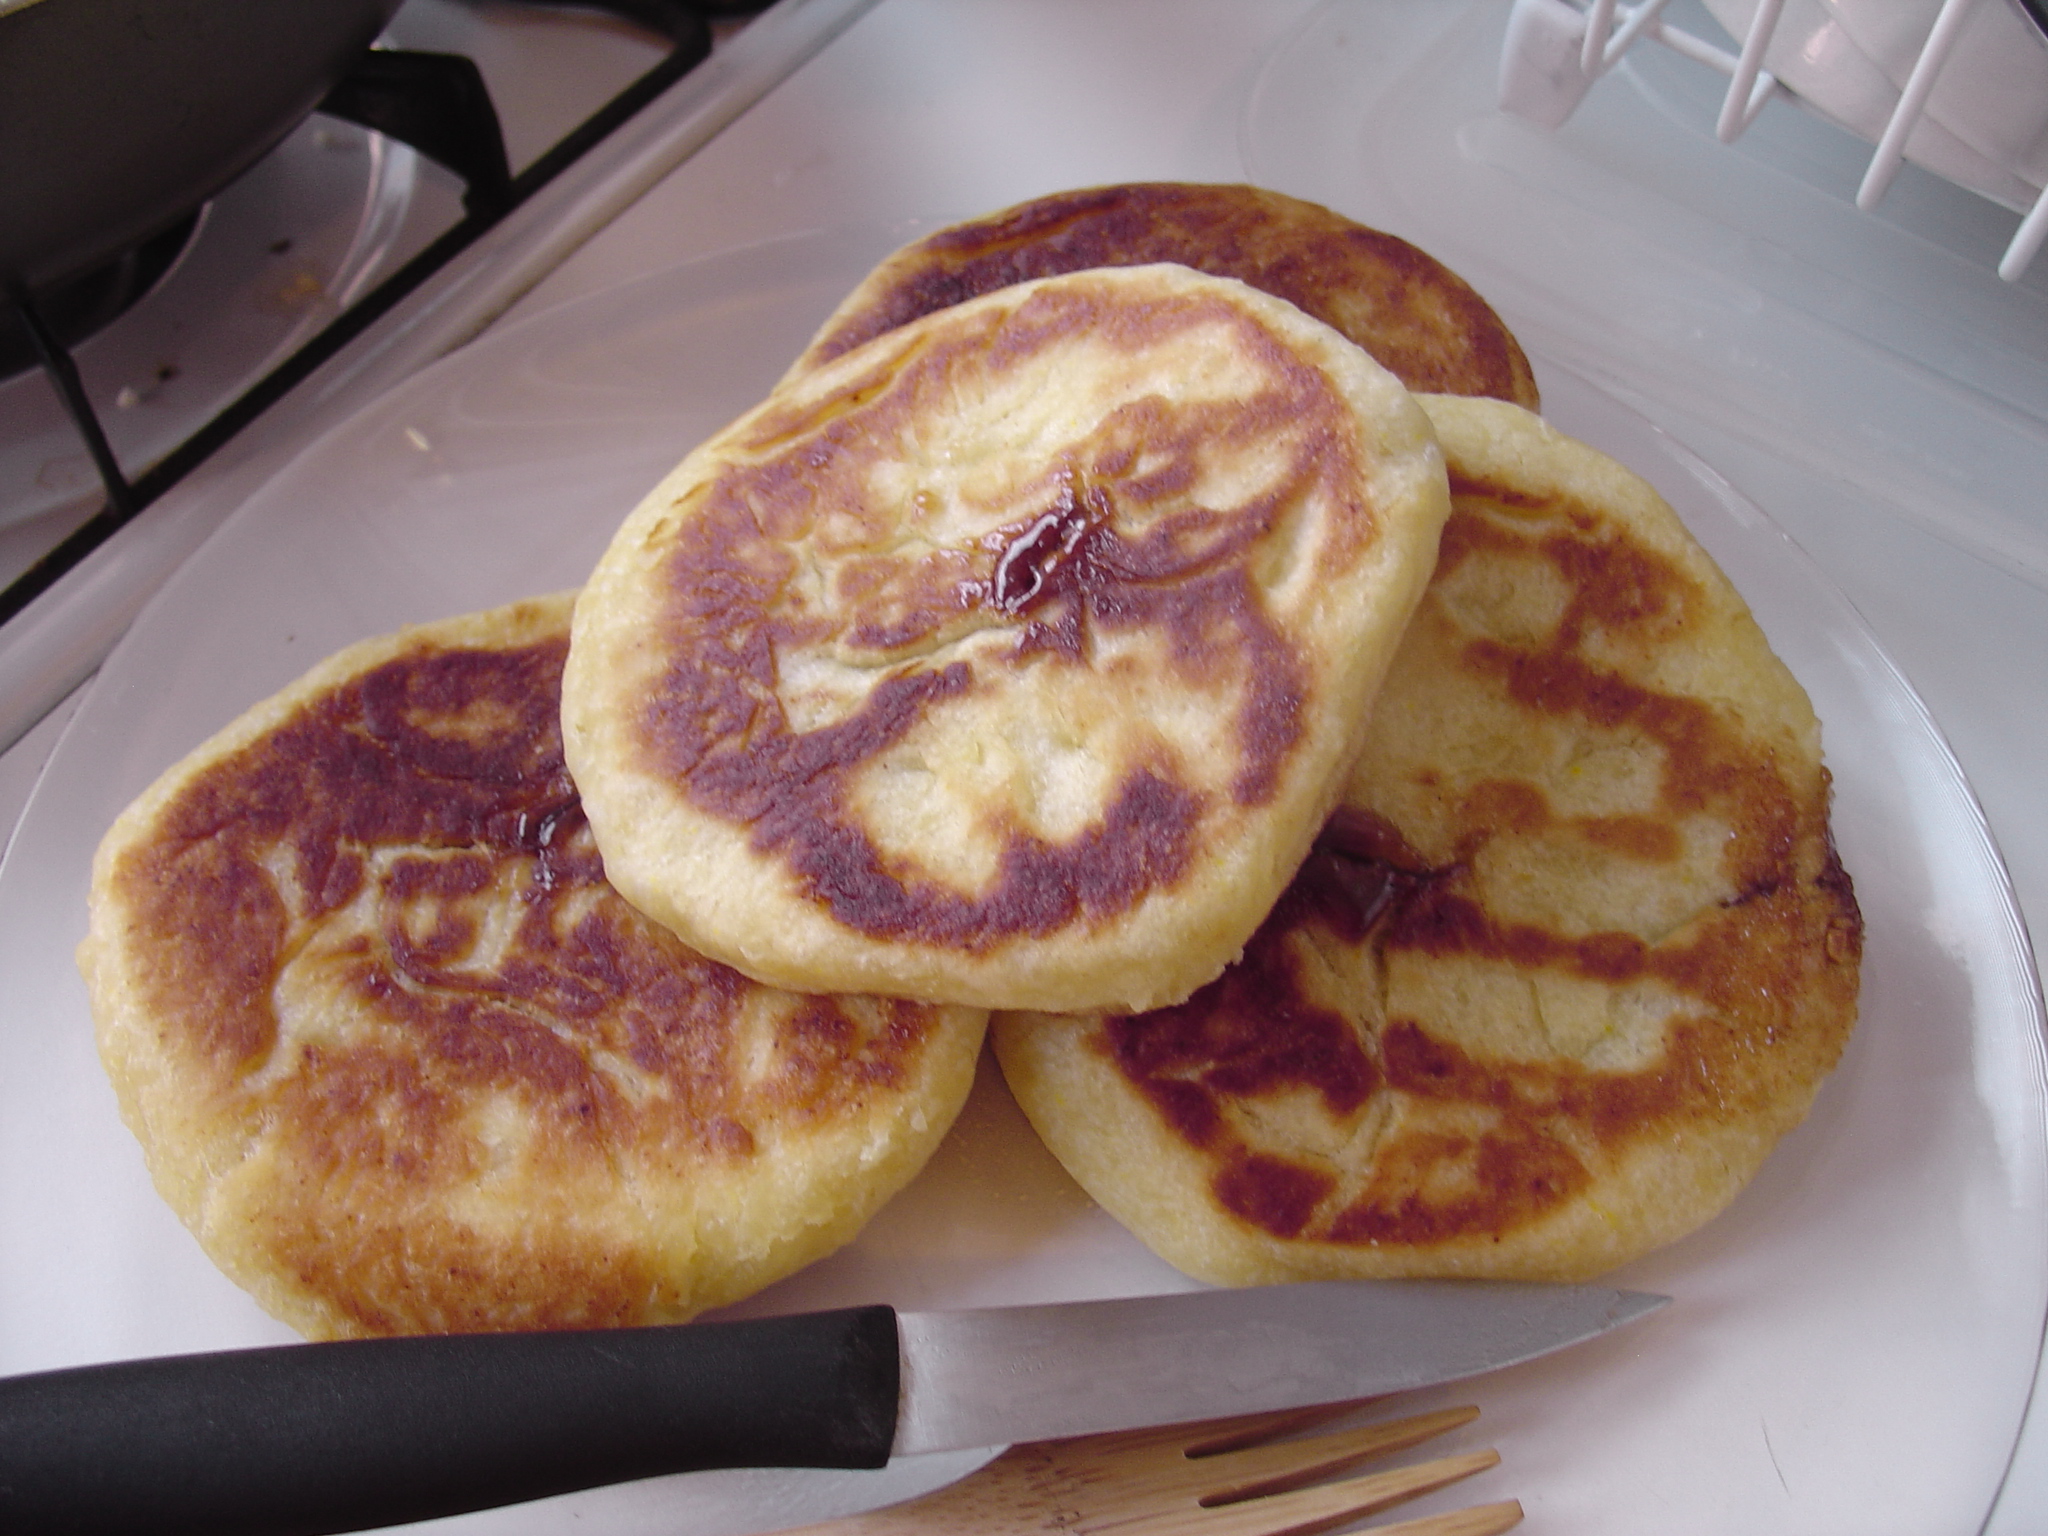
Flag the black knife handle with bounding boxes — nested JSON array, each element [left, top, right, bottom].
[[0, 1305, 901, 1536]]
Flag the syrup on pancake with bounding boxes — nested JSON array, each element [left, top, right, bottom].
[[565, 264, 1449, 1014]]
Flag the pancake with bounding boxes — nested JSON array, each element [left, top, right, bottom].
[[992, 395, 1862, 1285], [562, 263, 1450, 1015], [79, 594, 987, 1340], [789, 182, 1540, 409]]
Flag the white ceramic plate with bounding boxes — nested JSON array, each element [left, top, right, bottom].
[[1, 228, 2042, 1536]]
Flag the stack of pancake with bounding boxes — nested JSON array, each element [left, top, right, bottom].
[[80, 183, 1861, 1338]]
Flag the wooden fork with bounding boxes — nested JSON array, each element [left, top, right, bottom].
[[780, 1400, 1521, 1536]]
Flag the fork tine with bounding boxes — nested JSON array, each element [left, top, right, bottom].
[[1190, 1405, 1483, 1504], [1176, 1398, 1391, 1457], [1038, 1397, 1377, 1465], [1155, 1447, 1503, 1536], [1361, 1499, 1523, 1536]]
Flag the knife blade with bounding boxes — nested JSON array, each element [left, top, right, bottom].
[[0, 1278, 1664, 1536]]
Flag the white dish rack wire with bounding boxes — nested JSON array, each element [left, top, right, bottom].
[[1501, 0, 2048, 277]]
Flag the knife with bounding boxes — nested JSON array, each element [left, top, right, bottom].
[[0, 1278, 1664, 1536]]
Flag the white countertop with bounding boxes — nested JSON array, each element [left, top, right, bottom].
[[501, 16, 2048, 1526], [3, 1, 2042, 1530]]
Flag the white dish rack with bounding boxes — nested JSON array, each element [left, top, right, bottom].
[[1501, 0, 2048, 276]]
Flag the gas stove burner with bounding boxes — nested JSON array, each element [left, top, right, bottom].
[[0, 117, 419, 548], [0, 0, 742, 632], [0, 216, 202, 385]]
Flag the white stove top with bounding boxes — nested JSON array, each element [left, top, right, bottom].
[[3, 2, 2043, 1531]]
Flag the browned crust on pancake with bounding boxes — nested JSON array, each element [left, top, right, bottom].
[[82, 597, 984, 1337], [1088, 803, 1858, 1261], [649, 282, 1360, 947], [565, 265, 1449, 1013], [794, 182, 1539, 409], [993, 399, 1861, 1282]]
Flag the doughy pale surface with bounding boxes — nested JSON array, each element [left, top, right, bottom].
[[80, 595, 986, 1339], [994, 396, 1862, 1284], [564, 264, 1449, 1014], [791, 182, 1540, 409]]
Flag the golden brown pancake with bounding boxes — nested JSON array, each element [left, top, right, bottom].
[[80, 595, 987, 1339], [993, 395, 1862, 1285], [790, 182, 1540, 409], [563, 263, 1450, 1016]]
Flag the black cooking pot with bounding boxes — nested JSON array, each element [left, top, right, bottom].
[[0, 0, 404, 293]]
